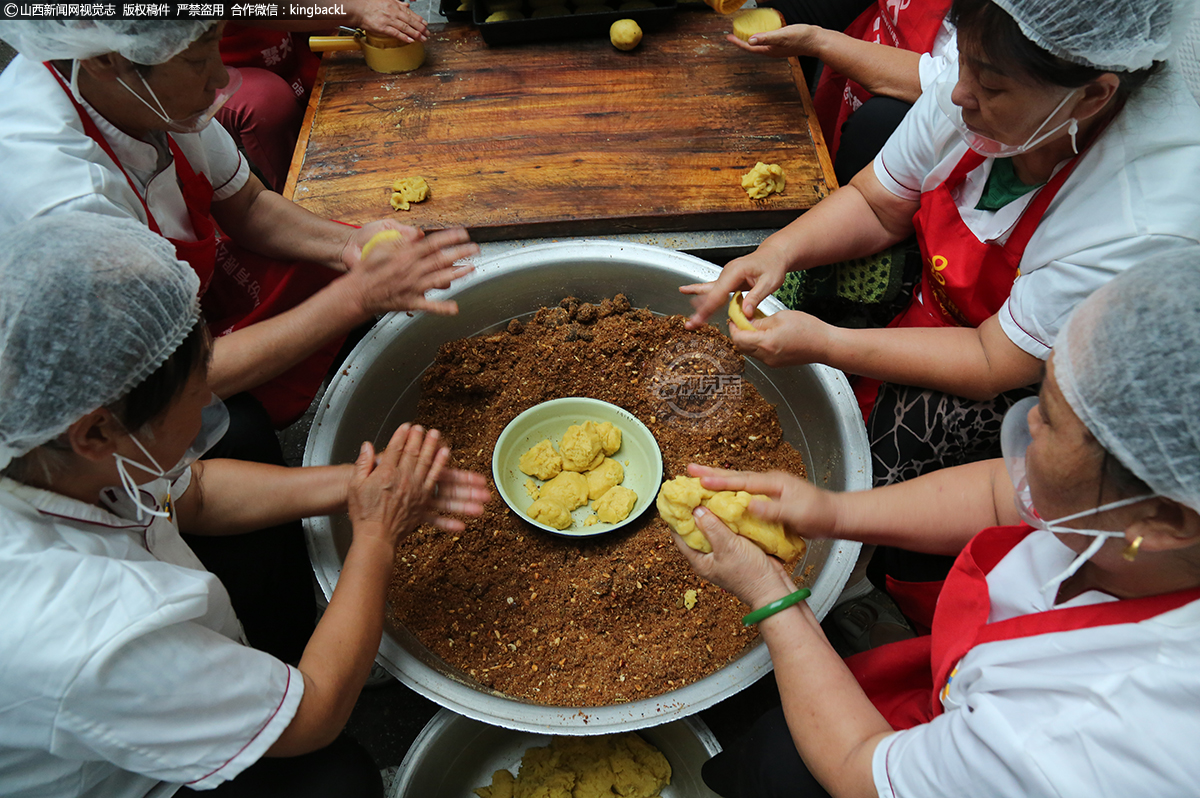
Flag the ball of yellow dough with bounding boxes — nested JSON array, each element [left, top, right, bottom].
[[586, 420, 622, 456], [595, 485, 638, 523], [519, 439, 563, 481], [705, 490, 803, 560], [610, 19, 643, 51], [541, 471, 589, 511], [527, 498, 572, 529], [360, 229, 403, 260], [732, 7, 783, 41], [586, 457, 625, 500], [655, 476, 716, 551], [560, 423, 602, 472]]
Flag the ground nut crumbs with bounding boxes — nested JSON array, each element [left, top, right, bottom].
[[387, 296, 808, 707]]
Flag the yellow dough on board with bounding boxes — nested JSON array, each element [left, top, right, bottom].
[[389, 176, 429, 211], [732, 7, 783, 40], [741, 161, 786, 199], [610, 18, 643, 50], [656, 476, 804, 559]]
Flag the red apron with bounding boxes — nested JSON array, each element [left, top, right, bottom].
[[853, 148, 1084, 420], [812, 0, 951, 160], [220, 24, 320, 103], [847, 524, 1200, 729], [48, 65, 343, 428]]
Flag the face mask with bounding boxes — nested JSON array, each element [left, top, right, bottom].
[[934, 73, 1080, 158], [111, 394, 230, 521], [115, 66, 242, 135], [1001, 396, 1155, 593]]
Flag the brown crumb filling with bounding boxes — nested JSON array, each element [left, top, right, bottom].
[[388, 295, 808, 707]]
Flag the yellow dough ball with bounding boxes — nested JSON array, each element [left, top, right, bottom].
[[586, 457, 625, 500], [610, 19, 643, 51], [655, 476, 717, 551], [705, 490, 802, 560], [541, 471, 589, 511], [727, 291, 766, 331], [360, 229, 403, 260], [519, 439, 563, 481], [527, 498, 572, 529], [732, 7, 783, 41], [587, 420, 622, 456], [389, 176, 429, 211], [595, 485, 638, 524], [741, 161, 786, 200], [560, 423, 602, 472], [655, 476, 804, 559]]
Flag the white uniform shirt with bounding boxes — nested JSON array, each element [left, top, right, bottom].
[[872, 529, 1200, 798], [873, 67, 1200, 358], [0, 55, 250, 241], [0, 473, 303, 797]]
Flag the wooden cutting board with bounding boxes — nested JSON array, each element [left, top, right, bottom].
[[285, 11, 836, 241]]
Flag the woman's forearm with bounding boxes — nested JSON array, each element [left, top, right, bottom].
[[809, 28, 925, 103], [829, 459, 1016, 553], [213, 177, 354, 271], [822, 315, 1043, 400], [178, 460, 353, 536]]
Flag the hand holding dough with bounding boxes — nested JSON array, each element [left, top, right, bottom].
[[732, 7, 783, 41], [728, 291, 765, 331], [656, 476, 804, 560]]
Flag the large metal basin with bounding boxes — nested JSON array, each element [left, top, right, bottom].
[[303, 241, 868, 735]]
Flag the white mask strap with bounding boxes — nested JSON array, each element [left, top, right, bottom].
[[115, 71, 175, 128], [1041, 533, 1114, 594], [112, 434, 170, 521]]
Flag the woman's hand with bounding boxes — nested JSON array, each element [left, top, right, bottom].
[[339, 220, 424, 272], [725, 23, 824, 59], [346, 0, 429, 42], [727, 310, 834, 368], [423, 468, 491, 531], [341, 226, 479, 317], [671, 505, 794, 609], [681, 248, 790, 329], [687, 464, 839, 541], [348, 423, 446, 548]]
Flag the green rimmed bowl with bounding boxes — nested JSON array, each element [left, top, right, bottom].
[[492, 397, 663, 537]]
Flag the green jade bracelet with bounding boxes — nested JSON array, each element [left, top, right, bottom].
[[742, 588, 811, 626]]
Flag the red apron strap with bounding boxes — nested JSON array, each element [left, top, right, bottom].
[[44, 62, 163, 236]]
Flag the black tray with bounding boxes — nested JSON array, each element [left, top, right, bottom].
[[473, 0, 677, 45], [439, 0, 473, 22]]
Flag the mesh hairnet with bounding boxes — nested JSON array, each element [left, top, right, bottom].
[[0, 213, 200, 470], [1054, 249, 1200, 512], [0, 20, 212, 64], [991, 0, 1196, 72]]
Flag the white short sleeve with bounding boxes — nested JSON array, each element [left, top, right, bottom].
[[872, 81, 967, 202], [999, 234, 1198, 359], [55, 621, 302, 788], [174, 122, 251, 202]]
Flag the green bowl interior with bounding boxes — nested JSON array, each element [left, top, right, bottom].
[[492, 397, 664, 537]]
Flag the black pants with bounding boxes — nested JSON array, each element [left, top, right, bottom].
[[701, 706, 832, 798], [183, 391, 317, 665], [182, 734, 383, 798]]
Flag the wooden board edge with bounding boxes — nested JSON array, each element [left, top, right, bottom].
[[789, 56, 838, 195], [283, 58, 328, 201]]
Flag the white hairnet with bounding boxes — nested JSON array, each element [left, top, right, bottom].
[[992, 0, 1196, 72], [0, 213, 200, 470], [1054, 249, 1200, 512], [0, 20, 212, 64]]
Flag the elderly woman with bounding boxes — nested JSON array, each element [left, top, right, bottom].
[[0, 19, 480, 662], [687, 0, 1199, 483], [0, 213, 490, 798], [687, 0, 1200, 629], [675, 250, 1200, 798]]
